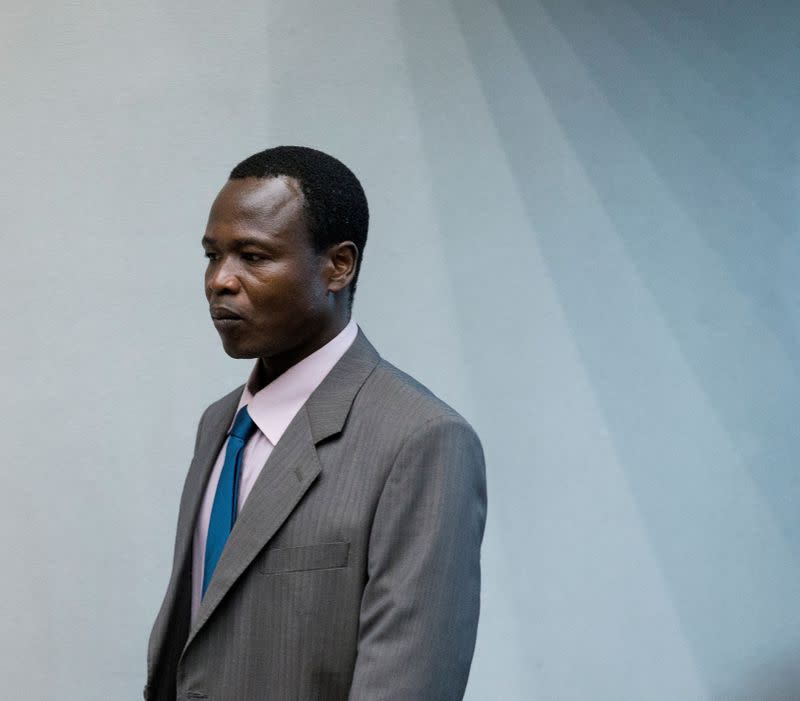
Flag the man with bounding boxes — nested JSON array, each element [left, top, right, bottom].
[[145, 146, 487, 700]]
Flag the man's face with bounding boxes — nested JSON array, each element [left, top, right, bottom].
[[202, 176, 333, 362]]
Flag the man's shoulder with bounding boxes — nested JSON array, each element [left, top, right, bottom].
[[355, 356, 477, 439]]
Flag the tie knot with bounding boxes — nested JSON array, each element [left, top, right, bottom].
[[230, 406, 256, 442]]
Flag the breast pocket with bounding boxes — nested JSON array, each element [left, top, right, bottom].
[[257, 541, 350, 574]]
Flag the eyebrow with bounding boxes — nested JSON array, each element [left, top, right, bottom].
[[201, 235, 278, 250]]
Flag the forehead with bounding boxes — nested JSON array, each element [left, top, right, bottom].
[[206, 175, 307, 239]]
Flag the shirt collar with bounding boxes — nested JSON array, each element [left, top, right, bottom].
[[232, 319, 359, 446]]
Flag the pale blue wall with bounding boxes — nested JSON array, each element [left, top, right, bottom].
[[1, 2, 798, 699]]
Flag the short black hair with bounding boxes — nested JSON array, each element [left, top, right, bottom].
[[230, 146, 369, 301]]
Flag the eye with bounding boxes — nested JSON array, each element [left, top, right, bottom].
[[204, 251, 219, 262], [241, 252, 266, 262]]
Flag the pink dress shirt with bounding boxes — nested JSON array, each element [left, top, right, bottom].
[[190, 319, 358, 621]]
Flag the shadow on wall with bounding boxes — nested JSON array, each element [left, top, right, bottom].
[[467, 1, 800, 697], [490, 0, 800, 560], [402, 0, 800, 698]]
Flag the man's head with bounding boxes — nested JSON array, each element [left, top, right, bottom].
[[202, 146, 369, 373], [230, 146, 369, 298]]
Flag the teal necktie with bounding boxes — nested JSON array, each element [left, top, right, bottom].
[[202, 406, 256, 597]]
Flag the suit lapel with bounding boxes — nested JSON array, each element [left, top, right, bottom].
[[147, 387, 239, 688], [174, 392, 239, 582], [184, 405, 321, 649], [181, 329, 381, 654]]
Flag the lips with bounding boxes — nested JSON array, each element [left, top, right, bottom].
[[210, 306, 244, 321], [210, 306, 245, 331]]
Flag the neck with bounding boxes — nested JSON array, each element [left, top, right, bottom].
[[257, 315, 350, 388]]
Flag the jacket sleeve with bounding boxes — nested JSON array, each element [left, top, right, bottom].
[[348, 415, 488, 700]]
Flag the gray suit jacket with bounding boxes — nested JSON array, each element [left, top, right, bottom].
[[145, 330, 487, 700]]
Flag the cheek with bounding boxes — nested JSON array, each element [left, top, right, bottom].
[[284, 264, 327, 303], [298, 274, 329, 309], [247, 259, 327, 312]]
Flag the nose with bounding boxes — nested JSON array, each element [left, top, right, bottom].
[[206, 256, 241, 296]]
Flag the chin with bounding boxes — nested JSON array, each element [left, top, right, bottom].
[[219, 338, 259, 360]]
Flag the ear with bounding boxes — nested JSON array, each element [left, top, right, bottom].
[[325, 241, 358, 293]]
